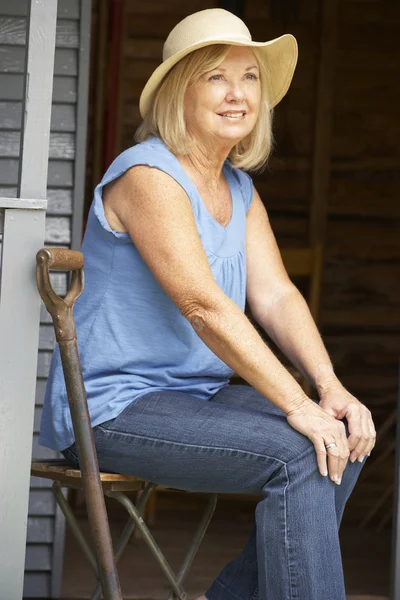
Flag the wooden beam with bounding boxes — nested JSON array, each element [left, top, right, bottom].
[[309, 0, 339, 247], [300, 0, 339, 395]]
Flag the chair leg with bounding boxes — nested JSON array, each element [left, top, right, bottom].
[[90, 482, 157, 600], [146, 489, 158, 525], [167, 494, 218, 600], [134, 487, 157, 536], [52, 481, 98, 576], [115, 483, 157, 562], [86, 483, 218, 600], [105, 490, 187, 600]]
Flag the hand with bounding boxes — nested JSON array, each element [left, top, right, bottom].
[[286, 399, 350, 484], [318, 382, 376, 464]]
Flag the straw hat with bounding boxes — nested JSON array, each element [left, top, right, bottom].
[[139, 8, 298, 118]]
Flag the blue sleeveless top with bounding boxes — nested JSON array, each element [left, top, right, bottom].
[[40, 136, 254, 451]]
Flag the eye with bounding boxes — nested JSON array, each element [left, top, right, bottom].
[[245, 73, 258, 81], [208, 74, 224, 81]]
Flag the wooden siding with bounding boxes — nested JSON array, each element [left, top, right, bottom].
[[323, 0, 400, 416], [0, 0, 84, 596]]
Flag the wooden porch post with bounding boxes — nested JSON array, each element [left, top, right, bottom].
[[0, 1, 57, 598]]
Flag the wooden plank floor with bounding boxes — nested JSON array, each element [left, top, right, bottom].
[[61, 493, 392, 599]]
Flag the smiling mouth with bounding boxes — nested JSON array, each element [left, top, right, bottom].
[[218, 111, 247, 120]]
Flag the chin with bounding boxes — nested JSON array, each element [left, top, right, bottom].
[[218, 127, 252, 142]]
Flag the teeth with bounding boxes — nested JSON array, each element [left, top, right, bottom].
[[220, 112, 245, 119]]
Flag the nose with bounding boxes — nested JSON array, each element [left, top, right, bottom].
[[225, 82, 246, 103]]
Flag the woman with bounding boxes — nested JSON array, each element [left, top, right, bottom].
[[41, 8, 376, 600]]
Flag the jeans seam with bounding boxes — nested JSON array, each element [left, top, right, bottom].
[[283, 443, 321, 599], [249, 584, 258, 600], [95, 425, 287, 466], [283, 463, 295, 600]]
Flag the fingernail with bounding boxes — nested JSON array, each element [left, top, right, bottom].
[[350, 456, 356, 463], [358, 456, 364, 463], [367, 452, 371, 456], [332, 474, 338, 483], [336, 478, 342, 485], [322, 470, 328, 477]]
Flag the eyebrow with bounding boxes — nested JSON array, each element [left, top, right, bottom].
[[211, 65, 259, 72]]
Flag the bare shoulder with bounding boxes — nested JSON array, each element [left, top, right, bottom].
[[102, 164, 187, 233], [246, 186, 268, 218], [99, 163, 215, 310]]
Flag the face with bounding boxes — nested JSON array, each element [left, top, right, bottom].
[[184, 46, 262, 149]]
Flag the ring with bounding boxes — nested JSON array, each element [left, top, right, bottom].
[[325, 443, 337, 450]]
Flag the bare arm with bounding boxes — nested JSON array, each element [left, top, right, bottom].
[[104, 165, 310, 414], [246, 188, 376, 467], [245, 188, 338, 394]]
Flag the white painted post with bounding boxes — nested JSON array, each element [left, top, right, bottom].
[[0, 1, 57, 598]]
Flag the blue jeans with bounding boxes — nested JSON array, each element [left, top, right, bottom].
[[63, 385, 367, 600]]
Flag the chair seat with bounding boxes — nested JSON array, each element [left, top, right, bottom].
[[31, 460, 146, 492]]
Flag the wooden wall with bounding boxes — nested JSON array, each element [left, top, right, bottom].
[[325, 0, 400, 411], [89, 0, 400, 526]]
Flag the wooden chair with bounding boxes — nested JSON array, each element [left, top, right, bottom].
[[30, 248, 217, 600], [280, 244, 323, 323]]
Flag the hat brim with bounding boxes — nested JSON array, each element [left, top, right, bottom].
[[139, 34, 298, 118]]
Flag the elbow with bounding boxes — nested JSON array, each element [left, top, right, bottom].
[[249, 283, 299, 324], [177, 283, 227, 330], [179, 299, 216, 332]]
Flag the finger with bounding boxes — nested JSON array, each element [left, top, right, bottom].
[[345, 407, 363, 456], [328, 428, 348, 483], [337, 421, 350, 479], [350, 408, 372, 462], [313, 438, 329, 477], [325, 440, 341, 484], [359, 409, 376, 460], [327, 449, 340, 484], [367, 415, 377, 456], [350, 437, 366, 462], [366, 409, 377, 456], [356, 409, 372, 461], [346, 408, 364, 462]]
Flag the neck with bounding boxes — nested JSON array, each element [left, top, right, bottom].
[[177, 136, 234, 184]]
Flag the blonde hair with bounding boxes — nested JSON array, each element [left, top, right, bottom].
[[135, 44, 274, 172]]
